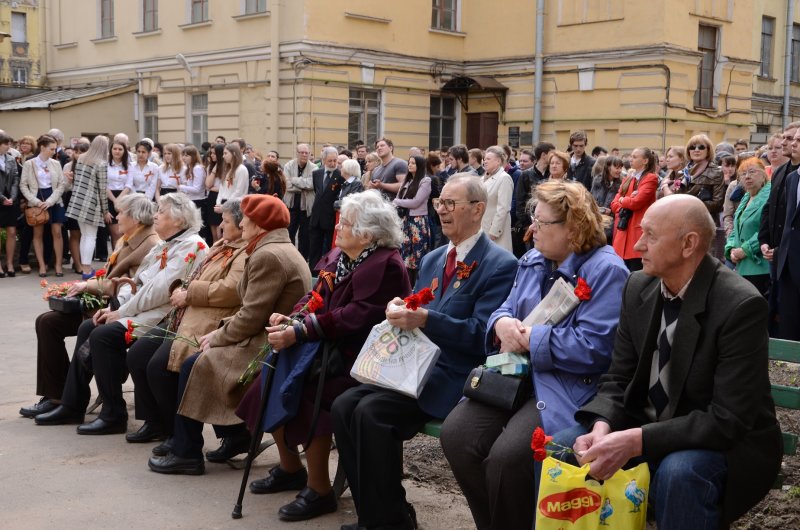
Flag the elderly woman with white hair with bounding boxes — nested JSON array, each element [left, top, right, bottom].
[[36, 193, 208, 435], [233, 190, 411, 522]]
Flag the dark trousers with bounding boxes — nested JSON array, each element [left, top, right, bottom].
[[440, 398, 542, 530], [778, 270, 800, 340], [95, 226, 109, 260], [331, 385, 431, 528], [288, 208, 310, 259], [62, 319, 128, 422], [768, 260, 780, 337], [511, 227, 527, 259], [35, 310, 83, 399], [126, 328, 178, 435], [308, 225, 333, 272], [743, 273, 770, 299], [171, 352, 248, 458]]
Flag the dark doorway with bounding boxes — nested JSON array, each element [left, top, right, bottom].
[[466, 112, 498, 149]]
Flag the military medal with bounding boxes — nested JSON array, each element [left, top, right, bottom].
[[453, 280, 461, 289]]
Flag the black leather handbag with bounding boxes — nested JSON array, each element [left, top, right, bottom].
[[463, 366, 532, 412]]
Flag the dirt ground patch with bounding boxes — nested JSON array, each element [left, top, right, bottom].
[[403, 360, 800, 529]]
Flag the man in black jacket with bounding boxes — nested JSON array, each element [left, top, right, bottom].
[[759, 121, 800, 335], [308, 146, 343, 272], [515, 142, 553, 244], [566, 130, 595, 190]]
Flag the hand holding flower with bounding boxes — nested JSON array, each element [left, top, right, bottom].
[[170, 287, 189, 308], [66, 281, 88, 297], [266, 324, 298, 351]]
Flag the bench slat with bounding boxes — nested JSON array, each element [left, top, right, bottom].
[[768, 338, 800, 363], [783, 432, 798, 456], [421, 420, 442, 438], [772, 384, 800, 410]]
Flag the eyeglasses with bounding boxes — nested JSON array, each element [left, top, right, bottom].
[[438, 199, 480, 212], [741, 170, 765, 177], [338, 219, 354, 228], [688, 144, 707, 151], [531, 216, 565, 230]]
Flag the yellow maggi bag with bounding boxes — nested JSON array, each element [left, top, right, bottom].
[[535, 457, 650, 530]]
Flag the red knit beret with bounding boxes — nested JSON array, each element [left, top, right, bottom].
[[240, 194, 290, 231]]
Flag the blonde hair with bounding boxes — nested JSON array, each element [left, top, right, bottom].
[[161, 143, 184, 175], [79, 135, 110, 167], [531, 180, 607, 252], [686, 134, 714, 163], [549, 150, 570, 175]]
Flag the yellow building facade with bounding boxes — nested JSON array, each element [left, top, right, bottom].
[[0, 0, 45, 97], [0, 1, 793, 154]]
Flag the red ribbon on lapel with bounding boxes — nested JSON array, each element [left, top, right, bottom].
[[316, 270, 335, 292]]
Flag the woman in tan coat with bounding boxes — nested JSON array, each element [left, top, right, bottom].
[[148, 194, 310, 475], [19, 193, 159, 419], [126, 199, 248, 446]]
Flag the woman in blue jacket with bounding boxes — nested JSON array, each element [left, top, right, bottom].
[[440, 180, 629, 530]]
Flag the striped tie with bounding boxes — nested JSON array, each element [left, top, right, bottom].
[[647, 297, 682, 421]]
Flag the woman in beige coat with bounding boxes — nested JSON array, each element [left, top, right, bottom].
[[126, 199, 248, 447], [148, 194, 310, 476], [480, 145, 514, 252], [20, 134, 67, 277]]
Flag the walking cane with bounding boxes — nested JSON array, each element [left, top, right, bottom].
[[232, 349, 280, 519]]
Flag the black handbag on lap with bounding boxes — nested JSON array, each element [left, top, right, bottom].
[[462, 366, 532, 412]]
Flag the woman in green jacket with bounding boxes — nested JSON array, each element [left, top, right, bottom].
[[725, 157, 771, 296]]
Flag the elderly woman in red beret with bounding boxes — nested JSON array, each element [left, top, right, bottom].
[[148, 194, 311, 474]]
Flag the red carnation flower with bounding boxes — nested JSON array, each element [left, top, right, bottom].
[[531, 427, 554, 462], [403, 287, 435, 310], [574, 277, 592, 302], [95, 268, 107, 279], [307, 290, 324, 313], [196, 242, 206, 251]]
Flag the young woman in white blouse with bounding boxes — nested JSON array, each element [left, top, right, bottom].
[[125, 141, 159, 200], [180, 145, 207, 206], [204, 144, 225, 242], [107, 140, 131, 249], [214, 143, 248, 215], [156, 144, 185, 201], [20, 134, 67, 277]]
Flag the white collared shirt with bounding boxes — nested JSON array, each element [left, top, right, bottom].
[[660, 277, 692, 301], [35, 157, 52, 188], [446, 230, 483, 264]]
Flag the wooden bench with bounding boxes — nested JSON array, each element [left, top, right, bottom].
[[768, 338, 800, 482]]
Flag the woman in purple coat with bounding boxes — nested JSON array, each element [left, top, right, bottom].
[[236, 190, 411, 522]]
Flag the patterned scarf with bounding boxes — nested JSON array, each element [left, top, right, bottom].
[[245, 231, 269, 255], [335, 244, 378, 284]]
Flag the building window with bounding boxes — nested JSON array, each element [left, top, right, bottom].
[[695, 25, 717, 109], [792, 24, 800, 83], [190, 0, 209, 23], [11, 12, 26, 43], [431, 0, 458, 31], [143, 96, 158, 140], [429, 96, 456, 150], [245, 0, 267, 14], [348, 89, 381, 150], [760, 17, 774, 78], [11, 65, 27, 85], [190, 93, 208, 147], [100, 0, 114, 38], [143, 0, 158, 32]]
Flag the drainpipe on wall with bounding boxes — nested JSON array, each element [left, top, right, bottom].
[[532, 0, 545, 144], [268, 0, 281, 148], [784, 0, 796, 128]]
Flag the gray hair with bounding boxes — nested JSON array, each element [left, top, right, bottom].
[[484, 145, 507, 164], [158, 192, 203, 233], [340, 190, 403, 249], [446, 173, 488, 203], [47, 128, 64, 144], [341, 159, 361, 179], [321, 146, 338, 160], [115, 193, 155, 226], [114, 132, 130, 146], [221, 198, 244, 228]]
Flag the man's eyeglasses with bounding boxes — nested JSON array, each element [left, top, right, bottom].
[[688, 144, 707, 151], [530, 216, 565, 230], [438, 199, 480, 212]]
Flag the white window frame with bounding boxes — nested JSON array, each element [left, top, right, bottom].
[[140, 0, 158, 32], [98, 0, 115, 38], [431, 0, 461, 32], [348, 88, 382, 150], [429, 95, 458, 150], [143, 96, 158, 141], [187, 0, 209, 24], [190, 93, 208, 147], [11, 12, 26, 43], [242, 0, 267, 15]]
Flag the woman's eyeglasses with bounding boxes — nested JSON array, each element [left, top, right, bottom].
[[530, 216, 565, 230], [688, 144, 707, 151]]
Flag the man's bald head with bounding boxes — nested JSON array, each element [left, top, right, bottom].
[[651, 194, 716, 254]]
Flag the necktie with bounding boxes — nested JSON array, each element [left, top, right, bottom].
[[441, 247, 457, 293], [647, 297, 682, 421], [324, 171, 331, 188]]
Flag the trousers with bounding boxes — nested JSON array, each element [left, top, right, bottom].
[[126, 328, 179, 435], [35, 310, 83, 399]]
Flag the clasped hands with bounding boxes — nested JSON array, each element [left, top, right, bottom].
[[385, 298, 428, 330], [92, 307, 120, 326], [493, 316, 531, 353], [573, 422, 643, 481]]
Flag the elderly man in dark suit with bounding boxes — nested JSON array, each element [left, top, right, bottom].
[[777, 167, 800, 340], [308, 146, 343, 273], [332, 173, 519, 530], [553, 194, 782, 530]]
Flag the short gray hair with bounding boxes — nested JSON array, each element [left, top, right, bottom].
[[47, 128, 64, 144], [158, 192, 203, 233], [221, 198, 244, 228], [340, 190, 403, 249], [322, 146, 338, 160], [446, 173, 488, 203], [116, 193, 155, 226], [341, 159, 361, 179]]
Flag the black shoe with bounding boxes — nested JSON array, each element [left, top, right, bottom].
[[278, 486, 337, 521], [152, 437, 174, 457], [148, 453, 205, 475], [125, 422, 163, 443], [34, 405, 84, 425], [76, 417, 128, 435], [249, 465, 308, 494], [6, 270, 14, 277], [20, 397, 58, 418], [205, 433, 251, 462]]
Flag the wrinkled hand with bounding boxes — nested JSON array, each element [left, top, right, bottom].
[[761, 243, 774, 262], [269, 313, 291, 327], [578, 425, 642, 481], [266, 324, 297, 351], [170, 287, 188, 308], [385, 297, 428, 330], [730, 247, 745, 264], [199, 330, 217, 352], [95, 309, 120, 325], [493, 317, 530, 353], [66, 281, 88, 297]]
